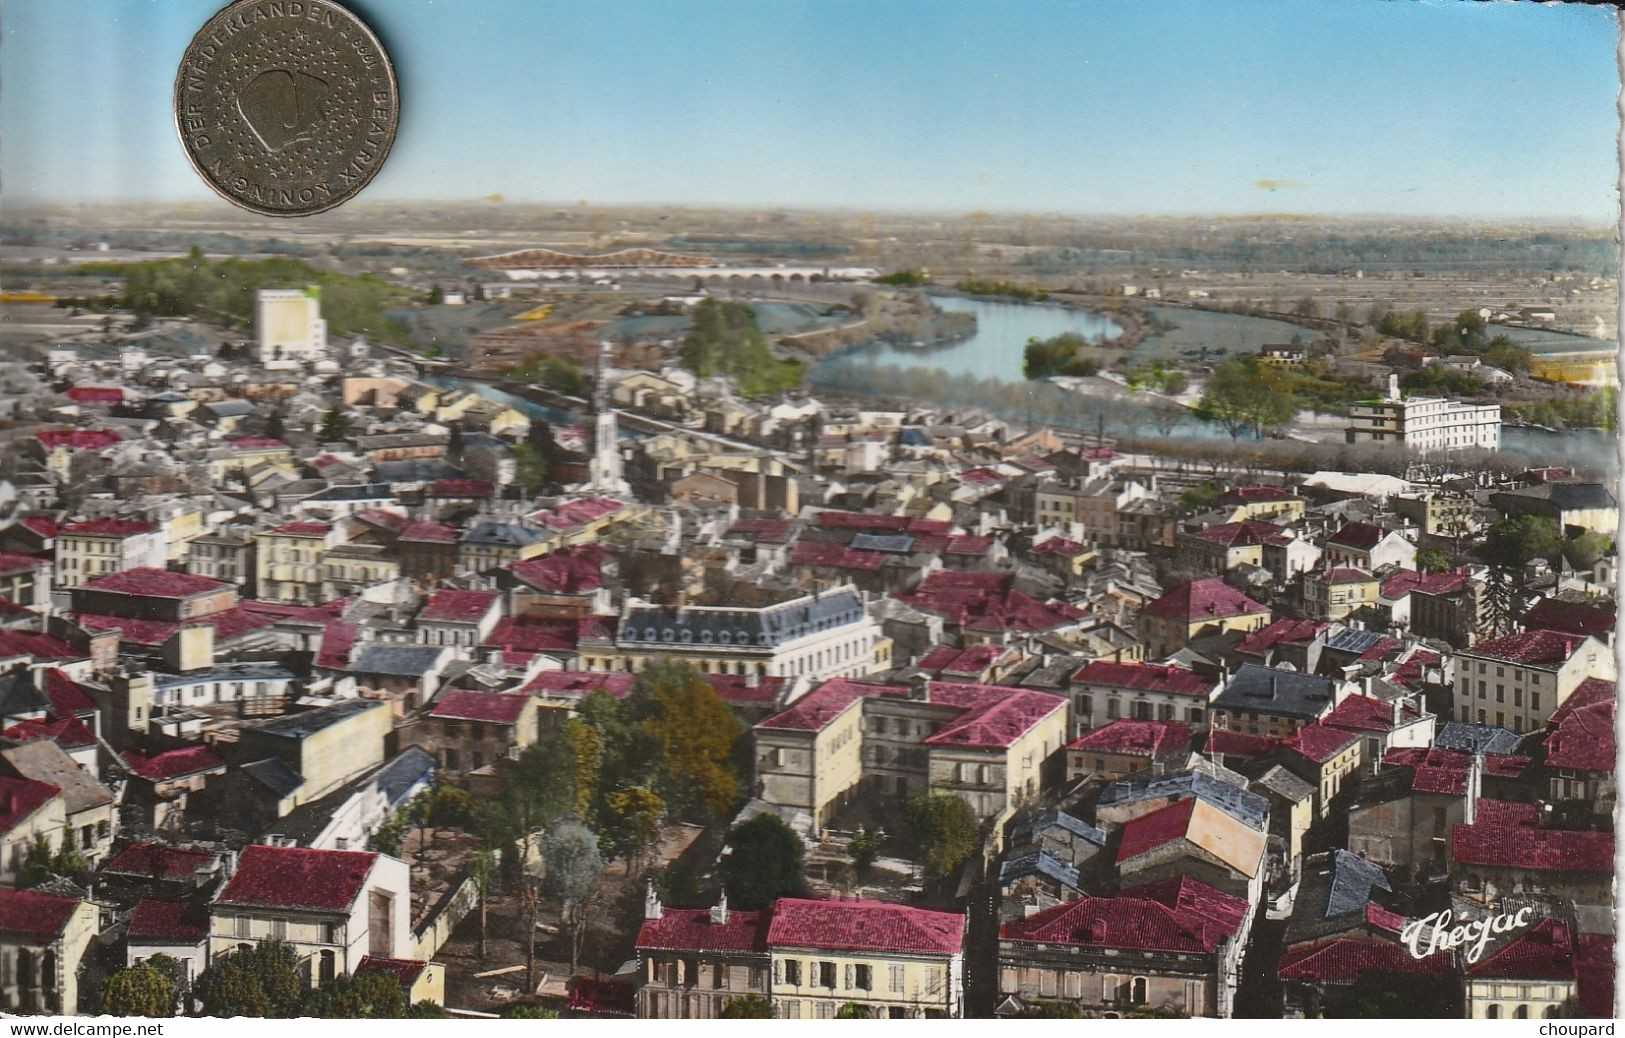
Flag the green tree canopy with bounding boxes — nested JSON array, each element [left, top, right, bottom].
[[194, 941, 303, 1018], [100, 962, 176, 1018], [905, 790, 979, 877], [722, 813, 804, 909], [1416, 548, 1451, 573], [1482, 515, 1563, 569], [300, 970, 406, 1019], [635, 660, 743, 819], [678, 299, 801, 396], [719, 995, 772, 1018], [1198, 358, 1297, 440]]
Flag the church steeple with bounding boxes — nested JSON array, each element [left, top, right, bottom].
[[589, 339, 627, 494]]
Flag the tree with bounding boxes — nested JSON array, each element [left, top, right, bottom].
[[1563, 531, 1614, 569], [318, 406, 350, 444], [848, 826, 880, 876], [300, 970, 406, 1018], [600, 787, 665, 871], [1178, 480, 1220, 513], [195, 941, 302, 1018], [906, 791, 979, 878], [472, 845, 495, 960], [426, 284, 444, 306], [679, 299, 801, 396], [1199, 358, 1293, 440], [542, 821, 604, 974], [501, 1003, 559, 1019], [722, 813, 804, 909], [100, 962, 176, 1017], [1018, 1000, 1082, 1018], [511, 441, 547, 489], [1416, 548, 1451, 573], [719, 995, 772, 1018], [408, 1000, 447, 1018], [655, 862, 701, 905], [635, 661, 743, 819], [1482, 515, 1563, 569], [560, 719, 603, 818], [16, 835, 52, 888], [836, 1002, 872, 1018]]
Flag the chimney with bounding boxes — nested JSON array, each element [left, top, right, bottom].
[[908, 673, 930, 701], [644, 880, 663, 920], [709, 890, 729, 925], [1362, 676, 1374, 697], [1389, 698, 1403, 727], [1463, 752, 1483, 825]]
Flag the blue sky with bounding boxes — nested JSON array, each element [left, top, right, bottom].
[[2, 0, 1618, 220]]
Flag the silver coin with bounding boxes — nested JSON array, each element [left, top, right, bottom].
[[174, 0, 399, 217]]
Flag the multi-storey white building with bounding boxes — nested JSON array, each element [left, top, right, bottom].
[[1450, 629, 1615, 734], [54, 520, 167, 589], [256, 288, 327, 367], [1345, 375, 1500, 452]]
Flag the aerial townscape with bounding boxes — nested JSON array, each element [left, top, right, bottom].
[[0, 198, 1615, 1021]]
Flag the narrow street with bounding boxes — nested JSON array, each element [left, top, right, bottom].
[[1233, 914, 1287, 1018]]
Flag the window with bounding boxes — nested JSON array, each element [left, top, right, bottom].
[[1513, 689, 1522, 707], [271, 918, 287, 940], [785, 960, 801, 986], [1131, 977, 1149, 1004], [323, 922, 340, 944], [79, 826, 92, 849], [890, 965, 905, 993], [1077, 694, 1092, 718], [818, 962, 837, 989], [853, 964, 871, 991], [235, 916, 250, 938], [1531, 693, 1540, 712], [1496, 686, 1504, 703]]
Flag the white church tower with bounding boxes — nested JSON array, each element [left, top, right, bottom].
[[589, 339, 628, 494]]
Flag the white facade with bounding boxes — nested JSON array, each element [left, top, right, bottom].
[[1345, 376, 1500, 452], [256, 290, 327, 367], [55, 529, 168, 587]]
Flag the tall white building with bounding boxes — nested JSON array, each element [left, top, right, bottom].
[[256, 288, 327, 367], [1345, 374, 1500, 452]]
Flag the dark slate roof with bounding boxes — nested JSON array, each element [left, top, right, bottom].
[[1096, 768, 1269, 830], [1497, 482, 1618, 511], [1213, 663, 1338, 720], [351, 644, 446, 676], [246, 698, 384, 740], [1434, 721, 1524, 756], [241, 756, 304, 798], [622, 587, 864, 649], [375, 460, 464, 482], [1323, 627, 1388, 656], [849, 533, 915, 554], [460, 520, 541, 548], [154, 662, 296, 689], [373, 747, 436, 807], [1010, 809, 1106, 848], [1325, 850, 1393, 918], [998, 849, 1080, 890], [0, 672, 47, 719], [1251, 764, 1315, 803], [304, 483, 394, 502]]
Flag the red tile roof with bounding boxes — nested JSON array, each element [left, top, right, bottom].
[[532, 496, 623, 531], [353, 508, 411, 533], [758, 677, 900, 731], [566, 977, 636, 1016], [791, 540, 884, 571], [1382, 746, 1530, 794], [419, 588, 502, 624], [20, 517, 60, 539], [268, 521, 330, 537], [1217, 485, 1297, 504], [216, 845, 379, 912], [1278, 937, 1452, 984], [958, 467, 1002, 485], [945, 535, 993, 556], [123, 744, 225, 781], [1326, 521, 1388, 551], [1323, 693, 1421, 734], [3, 715, 97, 749], [103, 844, 218, 882], [1069, 718, 1190, 758], [431, 479, 493, 498], [1452, 823, 1612, 872], [1320, 566, 1373, 584], [225, 436, 288, 450], [1468, 918, 1574, 980], [126, 899, 209, 942], [930, 643, 1005, 676], [1283, 723, 1360, 764], [921, 687, 1065, 749], [816, 511, 951, 536], [1380, 568, 1471, 599], [0, 777, 59, 830], [484, 615, 610, 661], [1574, 933, 1615, 1018], [702, 673, 786, 704], [765, 897, 963, 955], [1544, 678, 1615, 773], [1116, 798, 1196, 863], [1072, 660, 1213, 697], [74, 606, 276, 647], [636, 907, 769, 953], [1205, 728, 1281, 758], [1463, 628, 1591, 666], [43, 669, 96, 717], [898, 571, 1080, 633], [509, 546, 607, 594], [725, 517, 794, 544], [66, 386, 124, 403], [1473, 799, 1541, 828], [1522, 598, 1617, 640], [316, 621, 359, 670], [1142, 577, 1266, 621], [521, 670, 637, 700], [1387, 650, 1440, 689], [1002, 875, 1246, 954], [1032, 536, 1088, 557], [59, 518, 155, 537], [1236, 617, 1327, 655], [0, 631, 80, 660], [0, 887, 81, 940], [0, 553, 46, 576], [1185, 520, 1281, 547], [429, 690, 531, 724], [75, 567, 229, 598], [397, 520, 460, 543], [36, 428, 120, 451]]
